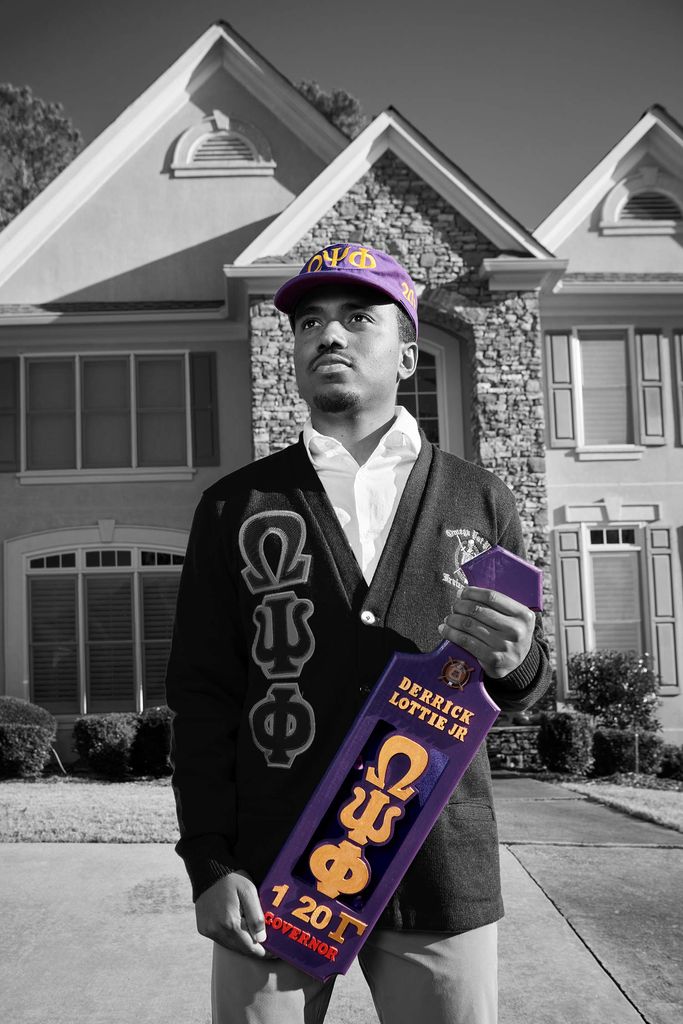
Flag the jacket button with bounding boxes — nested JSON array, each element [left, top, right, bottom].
[[360, 610, 376, 625]]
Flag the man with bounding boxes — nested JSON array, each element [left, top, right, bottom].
[[166, 243, 551, 1024]]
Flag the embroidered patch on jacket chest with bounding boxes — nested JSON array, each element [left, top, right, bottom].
[[441, 528, 491, 595]]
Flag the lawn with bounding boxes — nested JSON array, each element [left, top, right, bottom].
[[0, 776, 178, 842], [2, 772, 682, 842], [560, 778, 683, 832]]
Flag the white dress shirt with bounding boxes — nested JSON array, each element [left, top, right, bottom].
[[302, 406, 422, 584]]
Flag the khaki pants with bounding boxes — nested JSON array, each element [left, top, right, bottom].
[[212, 923, 497, 1024]]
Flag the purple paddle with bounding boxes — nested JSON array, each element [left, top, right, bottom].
[[257, 545, 543, 979]]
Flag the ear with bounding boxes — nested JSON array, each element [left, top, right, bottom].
[[397, 341, 418, 381]]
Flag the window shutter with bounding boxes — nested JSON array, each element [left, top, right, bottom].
[[675, 331, 683, 445], [645, 527, 680, 690], [190, 352, 219, 466], [545, 333, 575, 446], [636, 331, 665, 444], [553, 527, 587, 695], [0, 357, 19, 472]]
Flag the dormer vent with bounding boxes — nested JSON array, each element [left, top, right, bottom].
[[600, 164, 683, 235], [171, 111, 276, 178], [620, 191, 681, 221]]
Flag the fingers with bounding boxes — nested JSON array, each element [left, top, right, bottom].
[[438, 587, 535, 678], [443, 592, 534, 645], [195, 871, 268, 958], [458, 587, 536, 625], [238, 875, 267, 945]]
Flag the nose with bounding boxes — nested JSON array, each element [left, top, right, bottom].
[[318, 321, 348, 350]]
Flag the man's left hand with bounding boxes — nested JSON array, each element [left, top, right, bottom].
[[438, 586, 535, 679]]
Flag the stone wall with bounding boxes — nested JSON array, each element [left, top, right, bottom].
[[487, 726, 542, 771], [248, 150, 554, 657], [250, 300, 308, 460]]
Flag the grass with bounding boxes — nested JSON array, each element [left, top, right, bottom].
[[2, 770, 683, 842], [560, 777, 683, 832], [0, 776, 178, 842]]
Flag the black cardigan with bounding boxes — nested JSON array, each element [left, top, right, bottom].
[[166, 436, 551, 934]]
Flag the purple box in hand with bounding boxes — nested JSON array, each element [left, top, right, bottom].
[[258, 545, 543, 980]]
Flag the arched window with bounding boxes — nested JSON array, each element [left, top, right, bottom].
[[5, 526, 188, 716], [171, 110, 276, 178]]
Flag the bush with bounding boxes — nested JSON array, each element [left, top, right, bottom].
[[537, 711, 594, 775], [658, 743, 683, 781], [131, 705, 174, 776], [568, 650, 660, 731], [592, 728, 664, 776], [73, 713, 139, 778], [0, 696, 57, 777]]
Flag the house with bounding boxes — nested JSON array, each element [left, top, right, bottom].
[[536, 104, 683, 742], [0, 22, 680, 760]]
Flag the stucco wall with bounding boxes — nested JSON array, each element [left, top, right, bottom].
[[556, 214, 683, 274], [0, 68, 327, 304]]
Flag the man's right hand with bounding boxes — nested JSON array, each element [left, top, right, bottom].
[[195, 870, 268, 957]]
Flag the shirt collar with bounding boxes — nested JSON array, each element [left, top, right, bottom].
[[303, 405, 422, 459]]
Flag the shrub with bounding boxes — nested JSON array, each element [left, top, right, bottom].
[[592, 728, 664, 776], [658, 743, 683, 781], [568, 650, 660, 731], [0, 696, 57, 777], [537, 711, 594, 775], [131, 705, 174, 777], [73, 713, 139, 778]]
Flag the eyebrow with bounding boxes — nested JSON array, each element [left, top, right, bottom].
[[295, 300, 372, 320]]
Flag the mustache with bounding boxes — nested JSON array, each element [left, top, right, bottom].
[[310, 352, 353, 371]]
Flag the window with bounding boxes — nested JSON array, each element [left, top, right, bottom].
[[545, 328, 666, 457], [397, 351, 441, 444], [554, 524, 681, 695], [171, 111, 276, 178], [579, 331, 633, 445], [588, 533, 643, 654], [27, 547, 184, 714], [1, 351, 218, 478]]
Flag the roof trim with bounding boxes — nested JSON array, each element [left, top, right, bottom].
[[534, 105, 683, 251], [0, 21, 346, 290], [235, 107, 554, 264]]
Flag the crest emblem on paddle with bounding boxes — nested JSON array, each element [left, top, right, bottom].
[[439, 657, 474, 690]]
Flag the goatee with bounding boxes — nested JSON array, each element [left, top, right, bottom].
[[312, 391, 361, 413]]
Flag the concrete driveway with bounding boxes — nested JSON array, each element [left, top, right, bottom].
[[1, 776, 681, 1023]]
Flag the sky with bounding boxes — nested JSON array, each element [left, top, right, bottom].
[[2, 0, 683, 230]]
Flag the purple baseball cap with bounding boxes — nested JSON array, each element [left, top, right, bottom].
[[273, 243, 419, 334]]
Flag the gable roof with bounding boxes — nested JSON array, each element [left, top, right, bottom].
[[235, 107, 555, 264], [0, 21, 346, 290], [534, 105, 683, 251]]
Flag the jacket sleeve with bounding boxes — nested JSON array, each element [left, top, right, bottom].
[[165, 494, 248, 901], [480, 486, 552, 713]]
